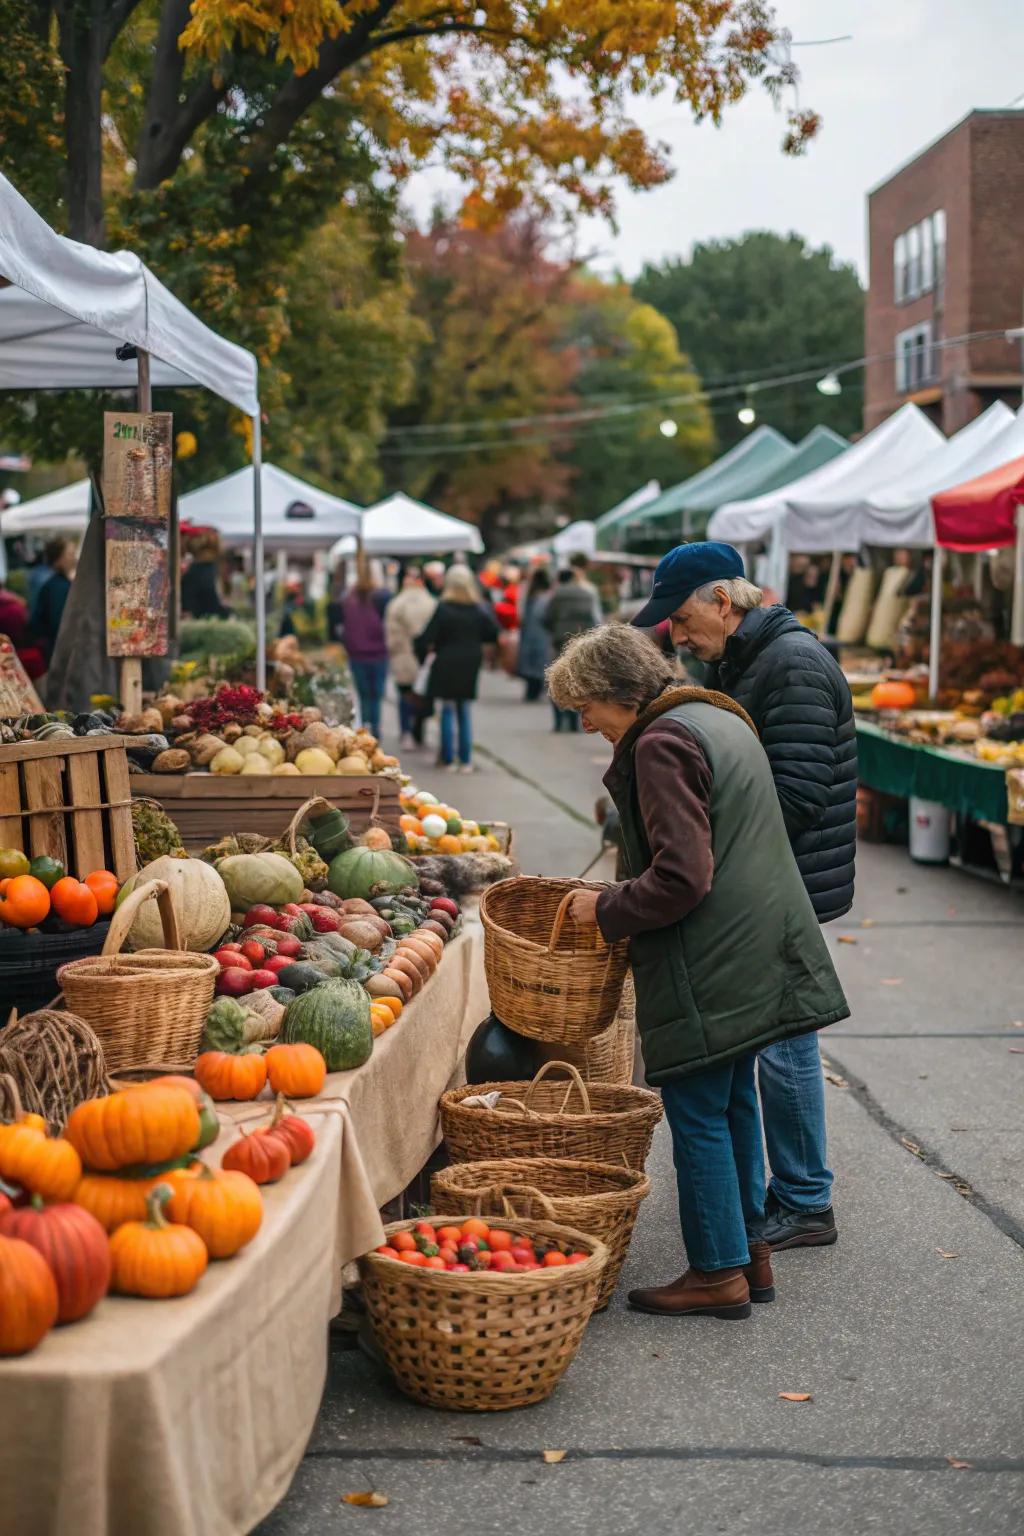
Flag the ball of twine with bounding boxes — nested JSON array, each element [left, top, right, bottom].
[[0, 1009, 110, 1132]]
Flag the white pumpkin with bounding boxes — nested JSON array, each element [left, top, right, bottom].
[[420, 813, 447, 840], [120, 856, 231, 953]]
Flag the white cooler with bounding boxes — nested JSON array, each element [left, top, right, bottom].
[[909, 797, 950, 864]]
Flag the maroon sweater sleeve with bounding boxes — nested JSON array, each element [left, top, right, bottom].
[[596, 720, 714, 942]]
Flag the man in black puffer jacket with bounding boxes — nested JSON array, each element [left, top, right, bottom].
[[632, 541, 856, 1251]]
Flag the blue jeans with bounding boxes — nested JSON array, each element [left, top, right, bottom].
[[661, 1052, 766, 1272], [397, 687, 420, 740], [440, 700, 472, 765], [350, 659, 388, 736], [758, 1032, 833, 1213]]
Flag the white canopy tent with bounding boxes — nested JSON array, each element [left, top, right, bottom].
[[1, 477, 91, 536], [330, 492, 483, 559], [179, 463, 361, 552], [552, 520, 596, 558], [0, 171, 266, 682]]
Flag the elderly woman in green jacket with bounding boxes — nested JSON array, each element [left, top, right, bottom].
[[547, 625, 848, 1320]]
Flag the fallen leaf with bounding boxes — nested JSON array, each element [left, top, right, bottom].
[[879, 977, 903, 986], [342, 1492, 389, 1508], [901, 1137, 923, 1157], [778, 1392, 813, 1402], [860, 918, 876, 928], [836, 935, 858, 945], [824, 1071, 848, 1088], [935, 1249, 959, 1259], [542, 1450, 568, 1464], [897, 886, 908, 894], [451, 1435, 483, 1446], [918, 1074, 929, 1080], [946, 1456, 972, 1470]]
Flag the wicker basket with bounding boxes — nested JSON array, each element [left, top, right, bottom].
[[431, 1157, 650, 1310], [536, 971, 637, 1085], [480, 877, 629, 1044], [440, 1060, 662, 1171], [358, 1214, 607, 1411], [57, 880, 218, 1072]]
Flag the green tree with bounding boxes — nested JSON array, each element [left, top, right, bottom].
[[634, 231, 864, 447]]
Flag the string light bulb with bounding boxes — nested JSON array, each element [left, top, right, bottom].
[[816, 371, 842, 396], [659, 419, 678, 438]]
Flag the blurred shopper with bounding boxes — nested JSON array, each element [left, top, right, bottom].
[[29, 536, 76, 661], [0, 580, 46, 679], [422, 560, 447, 599], [181, 533, 230, 620], [544, 563, 603, 731], [415, 566, 498, 772], [633, 542, 857, 1252], [385, 568, 437, 750], [550, 625, 848, 1318], [518, 565, 553, 701], [338, 566, 391, 736]]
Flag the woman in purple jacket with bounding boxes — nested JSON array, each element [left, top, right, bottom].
[[334, 574, 391, 736]]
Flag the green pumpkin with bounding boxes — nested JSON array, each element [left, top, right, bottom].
[[281, 978, 372, 1071], [327, 846, 416, 902], [306, 808, 353, 863], [28, 855, 65, 890], [216, 852, 304, 912]]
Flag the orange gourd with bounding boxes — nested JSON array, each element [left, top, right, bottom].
[[870, 680, 916, 711], [0, 1120, 82, 1201], [0, 1196, 111, 1323], [0, 1233, 59, 1354], [0, 874, 50, 929], [194, 1050, 268, 1102], [108, 1184, 208, 1298], [163, 1164, 262, 1259], [65, 1087, 200, 1172], [264, 1043, 326, 1099], [84, 869, 119, 915], [263, 1095, 316, 1167], [221, 1126, 290, 1185], [49, 876, 99, 927], [73, 1171, 162, 1233]]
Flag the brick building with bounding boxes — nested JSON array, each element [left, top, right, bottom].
[[864, 110, 1024, 433]]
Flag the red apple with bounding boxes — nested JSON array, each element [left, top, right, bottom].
[[216, 966, 254, 996], [214, 947, 251, 971], [248, 968, 278, 990]]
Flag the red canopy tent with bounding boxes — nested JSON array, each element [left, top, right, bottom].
[[927, 453, 1024, 694]]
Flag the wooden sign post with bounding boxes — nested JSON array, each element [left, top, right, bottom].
[[102, 364, 172, 713]]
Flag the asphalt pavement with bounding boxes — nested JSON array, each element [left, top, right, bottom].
[[258, 670, 1024, 1535]]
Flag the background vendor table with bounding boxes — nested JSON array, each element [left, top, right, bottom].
[[856, 719, 1009, 824], [0, 911, 488, 1536]]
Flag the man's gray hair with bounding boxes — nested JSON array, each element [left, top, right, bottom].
[[691, 576, 764, 612]]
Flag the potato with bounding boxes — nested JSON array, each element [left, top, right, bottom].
[[190, 733, 226, 767], [151, 748, 190, 774], [337, 919, 385, 951]]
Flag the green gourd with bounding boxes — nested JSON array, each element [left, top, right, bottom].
[[306, 808, 353, 862], [280, 979, 372, 1071], [215, 852, 304, 912], [326, 846, 416, 902]]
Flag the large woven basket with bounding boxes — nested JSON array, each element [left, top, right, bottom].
[[536, 971, 637, 1085], [359, 1214, 607, 1411], [57, 880, 217, 1072], [440, 1060, 662, 1171], [431, 1157, 650, 1310], [480, 877, 629, 1044]]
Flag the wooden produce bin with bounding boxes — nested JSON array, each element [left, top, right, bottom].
[[130, 772, 402, 851], [0, 736, 137, 882]]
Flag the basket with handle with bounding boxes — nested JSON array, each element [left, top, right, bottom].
[[534, 971, 637, 1084], [56, 880, 218, 1072], [358, 1213, 607, 1411], [440, 1060, 661, 1170], [431, 1157, 650, 1309], [480, 877, 629, 1043]]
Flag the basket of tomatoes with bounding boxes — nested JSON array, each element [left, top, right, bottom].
[[359, 1214, 607, 1412]]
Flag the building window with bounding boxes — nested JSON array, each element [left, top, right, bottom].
[[895, 322, 935, 392], [892, 210, 945, 303]]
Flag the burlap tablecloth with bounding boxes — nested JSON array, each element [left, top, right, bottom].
[[0, 912, 489, 1536]]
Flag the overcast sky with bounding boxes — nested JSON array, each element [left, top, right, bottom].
[[407, 0, 1024, 282]]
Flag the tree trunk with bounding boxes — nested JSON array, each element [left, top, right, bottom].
[[57, 1, 107, 246]]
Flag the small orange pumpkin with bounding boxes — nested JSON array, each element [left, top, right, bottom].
[[65, 1087, 200, 1172], [0, 1121, 82, 1201], [73, 1171, 161, 1234], [194, 1050, 268, 1102], [164, 1164, 263, 1260], [221, 1127, 290, 1185], [0, 1233, 59, 1355], [870, 680, 917, 711], [263, 1096, 316, 1167], [108, 1184, 208, 1298], [264, 1043, 326, 1099]]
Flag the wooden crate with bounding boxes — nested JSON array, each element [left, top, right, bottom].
[[0, 736, 137, 881], [130, 772, 402, 852]]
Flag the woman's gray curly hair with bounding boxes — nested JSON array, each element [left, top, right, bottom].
[[546, 623, 681, 712]]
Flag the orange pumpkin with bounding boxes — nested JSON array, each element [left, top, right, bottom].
[[108, 1184, 208, 1298], [0, 1233, 58, 1354], [72, 1171, 161, 1234], [870, 680, 917, 711], [221, 1127, 290, 1185], [49, 876, 99, 927], [194, 1051, 268, 1102], [164, 1164, 262, 1260], [0, 1121, 82, 1201], [65, 1087, 200, 1172], [84, 869, 119, 916], [263, 1096, 316, 1167], [0, 1196, 111, 1323], [264, 1043, 326, 1099], [0, 874, 50, 930]]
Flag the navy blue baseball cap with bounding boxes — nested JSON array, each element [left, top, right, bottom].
[[631, 541, 745, 628]]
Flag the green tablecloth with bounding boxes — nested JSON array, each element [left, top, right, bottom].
[[856, 720, 1008, 824]]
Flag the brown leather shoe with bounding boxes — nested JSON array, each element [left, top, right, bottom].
[[743, 1240, 775, 1304], [627, 1266, 751, 1319]]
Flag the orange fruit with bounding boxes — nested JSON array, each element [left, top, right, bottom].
[[486, 1229, 513, 1251], [436, 834, 463, 855], [398, 1250, 427, 1266], [460, 1217, 490, 1240], [84, 869, 119, 916], [399, 814, 423, 836], [542, 1250, 568, 1267], [392, 1230, 417, 1253], [437, 1226, 463, 1246], [423, 1256, 447, 1271]]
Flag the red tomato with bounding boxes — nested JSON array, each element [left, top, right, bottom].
[[510, 1246, 534, 1267], [392, 1231, 417, 1253], [474, 1250, 492, 1269], [423, 1256, 447, 1271], [240, 940, 266, 966], [437, 1226, 462, 1246], [489, 1251, 516, 1272], [566, 1252, 589, 1264], [375, 1245, 400, 1259], [215, 948, 251, 971], [438, 1245, 458, 1266], [414, 1220, 437, 1242], [543, 1251, 568, 1267], [487, 1229, 514, 1252], [448, 1263, 470, 1272], [398, 1250, 427, 1266]]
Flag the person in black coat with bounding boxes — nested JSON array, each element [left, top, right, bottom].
[[631, 541, 857, 1256], [28, 536, 75, 661], [414, 566, 498, 771]]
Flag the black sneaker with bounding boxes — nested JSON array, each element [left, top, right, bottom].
[[762, 1189, 837, 1250]]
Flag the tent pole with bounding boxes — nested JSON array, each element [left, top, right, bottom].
[[928, 544, 945, 699], [118, 349, 153, 715], [253, 414, 266, 690], [1012, 507, 1024, 646], [821, 549, 842, 639]]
